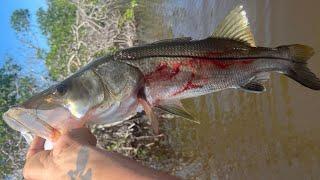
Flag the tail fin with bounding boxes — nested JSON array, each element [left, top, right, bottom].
[[280, 44, 320, 90], [278, 44, 315, 62], [286, 64, 320, 90]]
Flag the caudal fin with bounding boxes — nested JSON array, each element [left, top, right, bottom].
[[287, 64, 320, 90], [286, 44, 314, 62], [281, 44, 320, 90]]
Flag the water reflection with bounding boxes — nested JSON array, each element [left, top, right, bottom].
[[138, 0, 320, 179]]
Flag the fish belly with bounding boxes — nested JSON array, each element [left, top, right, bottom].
[[132, 57, 258, 104]]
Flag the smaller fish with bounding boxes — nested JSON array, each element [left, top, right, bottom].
[[3, 5, 320, 144]]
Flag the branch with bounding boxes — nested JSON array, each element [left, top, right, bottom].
[[67, 54, 76, 74]]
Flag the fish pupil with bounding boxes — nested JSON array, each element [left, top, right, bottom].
[[56, 84, 67, 95]]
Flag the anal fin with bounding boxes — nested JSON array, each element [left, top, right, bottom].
[[241, 81, 266, 93], [156, 101, 199, 124]]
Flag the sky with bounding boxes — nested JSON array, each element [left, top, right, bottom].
[[0, 0, 48, 76]]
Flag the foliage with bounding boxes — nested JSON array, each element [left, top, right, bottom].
[[119, 0, 138, 27], [10, 9, 31, 32], [36, 0, 136, 80], [37, 0, 77, 80], [10, 9, 47, 62], [0, 59, 35, 178]]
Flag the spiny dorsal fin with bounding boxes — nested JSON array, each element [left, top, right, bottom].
[[212, 5, 256, 47]]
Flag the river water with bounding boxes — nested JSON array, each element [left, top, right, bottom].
[[136, 0, 320, 179]]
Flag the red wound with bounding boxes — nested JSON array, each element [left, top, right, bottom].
[[173, 73, 203, 96], [170, 62, 182, 78]]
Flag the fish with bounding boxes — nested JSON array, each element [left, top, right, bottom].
[[3, 5, 320, 143]]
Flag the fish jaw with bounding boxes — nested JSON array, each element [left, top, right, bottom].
[[3, 106, 85, 142]]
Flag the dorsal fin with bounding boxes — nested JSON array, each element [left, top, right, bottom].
[[212, 5, 256, 47]]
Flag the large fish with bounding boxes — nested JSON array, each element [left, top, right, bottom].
[[3, 5, 320, 143]]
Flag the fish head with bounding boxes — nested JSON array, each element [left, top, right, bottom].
[[3, 69, 106, 142], [57, 70, 105, 118]]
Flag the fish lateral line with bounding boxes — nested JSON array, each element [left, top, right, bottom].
[[188, 58, 255, 69]]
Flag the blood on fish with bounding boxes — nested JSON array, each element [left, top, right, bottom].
[[170, 62, 182, 78], [155, 62, 168, 72], [145, 62, 183, 81], [186, 58, 254, 69], [144, 62, 169, 81], [173, 80, 203, 96], [172, 73, 203, 96], [144, 58, 255, 90]]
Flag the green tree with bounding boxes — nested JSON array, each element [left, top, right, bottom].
[[0, 59, 35, 178], [10, 9, 31, 32], [37, 0, 77, 80], [10, 9, 46, 60], [35, 0, 137, 80]]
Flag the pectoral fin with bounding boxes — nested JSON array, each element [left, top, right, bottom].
[[137, 89, 160, 134]]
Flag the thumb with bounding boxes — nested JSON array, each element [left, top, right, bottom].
[[53, 128, 97, 155], [26, 136, 45, 159], [67, 128, 97, 146]]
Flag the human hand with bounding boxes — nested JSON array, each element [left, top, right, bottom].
[[24, 127, 179, 180], [23, 128, 97, 180]]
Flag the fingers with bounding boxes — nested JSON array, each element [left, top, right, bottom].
[[26, 136, 46, 159], [53, 127, 97, 155], [68, 127, 97, 146], [24, 151, 50, 180]]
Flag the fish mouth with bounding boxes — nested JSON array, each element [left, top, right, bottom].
[[3, 106, 73, 141], [2, 83, 68, 141], [3, 107, 56, 140]]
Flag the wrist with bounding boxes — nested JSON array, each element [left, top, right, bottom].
[[50, 144, 95, 179]]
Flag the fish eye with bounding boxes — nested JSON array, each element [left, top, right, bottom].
[[56, 84, 67, 96]]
